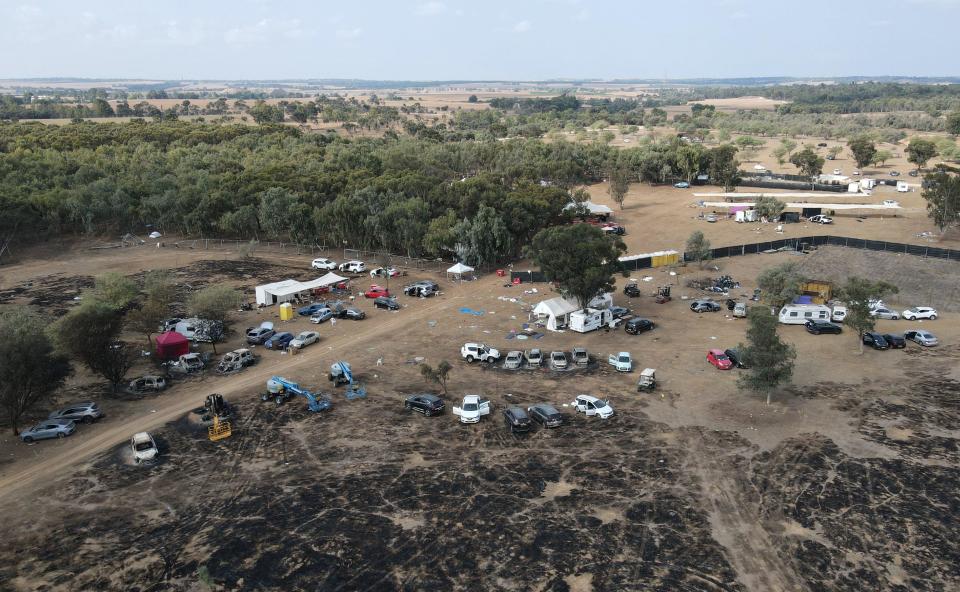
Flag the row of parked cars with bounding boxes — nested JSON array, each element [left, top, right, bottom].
[[404, 393, 614, 431], [19, 401, 104, 443]]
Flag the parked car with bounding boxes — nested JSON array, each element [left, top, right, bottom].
[[503, 406, 532, 433], [265, 332, 295, 350], [706, 349, 733, 370], [527, 403, 563, 427], [832, 168, 841, 175], [571, 347, 589, 366], [246, 325, 276, 345], [298, 303, 329, 317], [404, 394, 445, 416], [805, 320, 843, 335], [882, 333, 906, 349], [524, 349, 543, 367], [550, 351, 568, 370], [673, 181, 690, 189], [340, 308, 366, 320], [904, 329, 938, 347], [20, 419, 76, 443], [311, 257, 336, 270], [908, 170, 919, 177], [374, 296, 400, 310], [601, 223, 625, 235], [571, 395, 615, 419], [862, 332, 890, 350], [310, 308, 335, 324], [882, 199, 900, 207], [48, 401, 103, 424], [461, 343, 500, 363], [623, 283, 641, 297], [128, 375, 167, 393], [217, 349, 256, 372], [608, 351, 632, 372], [403, 280, 439, 297], [609, 306, 630, 320], [452, 395, 491, 424], [131, 432, 159, 464], [290, 331, 320, 349], [808, 215, 833, 224], [503, 351, 524, 369], [364, 285, 391, 299], [690, 299, 721, 313], [870, 307, 900, 320], [902, 307, 938, 320], [338, 260, 366, 273], [370, 266, 400, 278], [724, 348, 748, 369], [624, 317, 655, 335], [852, 170, 860, 176], [890, 171, 901, 176], [158, 317, 183, 333]]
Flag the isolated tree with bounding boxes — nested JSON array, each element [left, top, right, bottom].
[[754, 195, 786, 221], [734, 136, 765, 161], [127, 270, 176, 347], [838, 277, 899, 353], [780, 138, 797, 157], [772, 145, 789, 167], [790, 147, 825, 178], [467, 95, 478, 103], [526, 224, 626, 311], [0, 309, 71, 434], [848, 136, 877, 170], [873, 149, 893, 167], [921, 167, 960, 232], [93, 272, 139, 310], [607, 164, 631, 209], [906, 138, 938, 171], [709, 144, 741, 192], [53, 301, 131, 392], [947, 110, 960, 136], [189, 285, 239, 354], [827, 146, 843, 160], [756, 262, 806, 309], [737, 306, 796, 405], [420, 360, 452, 394], [685, 231, 712, 268]]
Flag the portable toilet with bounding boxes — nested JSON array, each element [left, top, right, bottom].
[[279, 302, 294, 321]]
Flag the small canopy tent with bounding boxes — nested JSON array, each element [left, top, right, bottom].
[[533, 297, 581, 331], [446, 262, 475, 281], [564, 201, 614, 219], [156, 331, 189, 360]]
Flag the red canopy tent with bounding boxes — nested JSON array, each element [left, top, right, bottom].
[[156, 331, 189, 360]]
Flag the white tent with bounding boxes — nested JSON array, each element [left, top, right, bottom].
[[564, 201, 614, 217], [533, 297, 581, 331], [446, 262, 475, 281], [254, 273, 348, 306]]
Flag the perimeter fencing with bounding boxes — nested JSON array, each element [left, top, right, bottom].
[[683, 235, 960, 263]]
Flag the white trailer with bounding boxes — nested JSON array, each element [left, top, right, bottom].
[[897, 181, 909, 193], [778, 304, 832, 325], [569, 308, 613, 333]]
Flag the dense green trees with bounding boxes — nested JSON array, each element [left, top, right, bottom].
[[838, 278, 899, 353], [922, 167, 960, 231], [848, 136, 876, 170], [790, 147, 825, 177], [906, 138, 938, 171]]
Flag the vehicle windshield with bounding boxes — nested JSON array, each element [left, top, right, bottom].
[[134, 442, 154, 451], [716, 354, 729, 361], [463, 403, 478, 412], [619, 355, 630, 363]]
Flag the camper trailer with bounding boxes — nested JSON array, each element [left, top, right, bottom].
[[569, 308, 613, 333], [734, 209, 758, 223], [897, 181, 909, 193], [778, 304, 832, 325]]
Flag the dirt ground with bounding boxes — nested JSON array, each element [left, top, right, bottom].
[[0, 237, 958, 591]]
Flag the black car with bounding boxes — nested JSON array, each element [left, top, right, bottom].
[[882, 333, 906, 349], [404, 394, 445, 416], [340, 308, 366, 320], [502, 406, 532, 433], [623, 283, 641, 297], [527, 404, 563, 428], [862, 332, 890, 350], [690, 300, 721, 313], [609, 306, 630, 320], [374, 296, 400, 310], [805, 320, 843, 335], [624, 317, 655, 335], [724, 348, 749, 369], [908, 170, 919, 177]]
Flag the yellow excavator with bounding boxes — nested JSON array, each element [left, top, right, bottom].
[[203, 394, 232, 441]]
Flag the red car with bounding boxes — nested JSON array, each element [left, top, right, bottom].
[[364, 285, 391, 298], [706, 349, 733, 370]]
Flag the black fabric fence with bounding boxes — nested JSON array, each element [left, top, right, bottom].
[[738, 179, 847, 193], [683, 235, 960, 263], [511, 271, 549, 283], [618, 257, 653, 272]]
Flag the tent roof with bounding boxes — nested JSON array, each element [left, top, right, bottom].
[[257, 273, 348, 297], [533, 296, 580, 317], [565, 201, 614, 215], [156, 331, 188, 345], [447, 262, 475, 274]]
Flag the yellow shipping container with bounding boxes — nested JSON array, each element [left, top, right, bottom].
[[279, 302, 294, 321], [800, 280, 832, 304]]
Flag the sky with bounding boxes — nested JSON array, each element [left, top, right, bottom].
[[1, 0, 958, 80]]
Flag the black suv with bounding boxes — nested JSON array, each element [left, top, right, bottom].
[[340, 308, 366, 320], [404, 394, 445, 416], [624, 317, 655, 335], [805, 320, 842, 335], [374, 296, 400, 310], [862, 332, 890, 350], [623, 283, 641, 297], [724, 348, 749, 369], [502, 406, 532, 433], [882, 333, 906, 349], [527, 404, 563, 428]]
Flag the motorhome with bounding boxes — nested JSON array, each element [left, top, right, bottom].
[[778, 304, 832, 325], [569, 308, 613, 333]]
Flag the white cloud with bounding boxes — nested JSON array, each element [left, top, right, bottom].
[[416, 1, 447, 16], [165, 20, 206, 46], [513, 20, 532, 33], [335, 27, 363, 40], [574, 8, 589, 21], [728, 10, 748, 19], [223, 19, 304, 45], [868, 19, 892, 27]]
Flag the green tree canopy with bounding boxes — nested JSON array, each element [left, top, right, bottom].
[[52, 301, 131, 392], [736, 306, 796, 405], [790, 147, 825, 177], [906, 138, 938, 171], [757, 262, 806, 309], [685, 230, 712, 268], [837, 277, 899, 352], [848, 136, 877, 170], [754, 195, 786, 221], [708, 144, 740, 192], [921, 167, 960, 232]]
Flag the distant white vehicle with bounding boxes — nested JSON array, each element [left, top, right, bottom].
[[882, 199, 900, 207], [131, 432, 159, 464], [461, 343, 500, 363], [902, 307, 938, 320], [311, 257, 336, 270], [572, 395, 615, 419], [452, 395, 491, 424], [831, 305, 848, 322], [607, 352, 633, 372], [832, 168, 841, 175], [808, 215, 833, 224], [290, 331, 320, 349], [338, 260, 366, 273]]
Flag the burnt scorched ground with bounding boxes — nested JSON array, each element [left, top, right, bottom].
[[0, 273, 94, 315]]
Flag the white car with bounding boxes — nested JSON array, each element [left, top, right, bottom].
[[550, 351, 567, 370], [572, 395, 615, 419], [370, 266, 400, 278], [808, 215, 833, 224], [832, 168, 841, 175], [461, 343, 500, 363], [290, 331, 320, 349], [311, 257, 336, 270], [902, 307, 938, 320], [131, 432, 158, 464], [904, 330, 938, 347], [852, 170, 860, 176], [608, 351, 632, 372], [503, 351, 523, 369], [452, 395, 491, 424], [882, 199, 900, 207], [338, 260, 366, 273]]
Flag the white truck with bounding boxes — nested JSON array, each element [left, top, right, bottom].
[[461, 343, 500, 363], [896, 181, 909, 193], [452, 395, 491, 424], [569, 308, 613, 333]]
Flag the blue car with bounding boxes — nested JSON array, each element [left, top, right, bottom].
[[310, 308, 334, 324], [297, 303, 328, 316], [20, 419, 76, 443], [265, 332, 295, 350]]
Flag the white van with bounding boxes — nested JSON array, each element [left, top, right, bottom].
[[831, 305, 848, 322], [896, 181, 909, 193], [778, 304, 832, 325], [569, 308, 613, 333]]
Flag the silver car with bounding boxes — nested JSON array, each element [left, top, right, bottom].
[[48, 401, 103, 424], [503, 351, 523, 369], [904, 330, 938, 347], [870, 307, 900, 320], [20, 419, 76, 443]]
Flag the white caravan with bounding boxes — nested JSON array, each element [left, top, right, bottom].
[[778, 304, 832, 325]]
